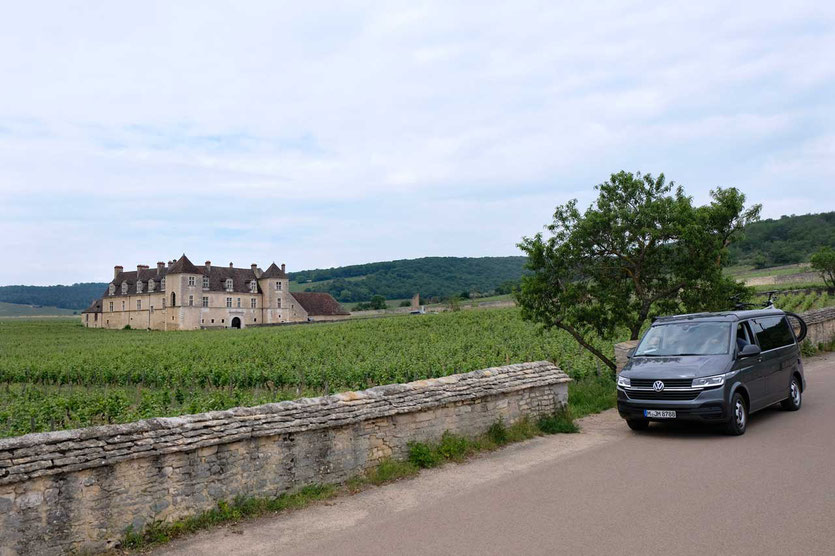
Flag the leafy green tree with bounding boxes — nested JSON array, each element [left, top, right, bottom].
[[810, 247, 835, 289], [369, 295, 387, 310], [517, 171, 760, 372]]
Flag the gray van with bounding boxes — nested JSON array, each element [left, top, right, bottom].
[[617, 309, 806, 435]]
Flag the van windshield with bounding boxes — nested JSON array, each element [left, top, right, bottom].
[[634, 322, 731, 356]]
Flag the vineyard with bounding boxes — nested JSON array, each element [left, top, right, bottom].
[[0, 308, 615, 438], [754, 289, 835, 313]]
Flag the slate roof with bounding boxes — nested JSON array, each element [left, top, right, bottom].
[[290, 292, 350, 316], [82, 299, 103, 313], [261, 262, 287, 279], [167, 254, 201, 274]]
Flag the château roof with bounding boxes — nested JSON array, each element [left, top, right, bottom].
[[82, 299, 102, 313], [260, 262, 287, 279], [290, 292, 350, 316], [167, 254, 201, 275]]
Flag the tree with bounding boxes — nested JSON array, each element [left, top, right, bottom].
[[369, 295, 387, 310], [810, 246, 835, 289], [517, 171, 760, 373]]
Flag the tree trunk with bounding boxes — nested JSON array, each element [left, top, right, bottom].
[[555, 321, 617, 373]]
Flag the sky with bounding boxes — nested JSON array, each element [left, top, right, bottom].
[[1, 1, 834, 285]]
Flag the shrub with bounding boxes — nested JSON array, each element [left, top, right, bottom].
[[408, 441, 443, 468], [538, 409, 579, 434], [487, 419, 508, 445]]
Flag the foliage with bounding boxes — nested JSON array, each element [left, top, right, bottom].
[[728, 211, 835, 267], [810, 247, 835, 289], [0, 282, 108, 311], [517, 171, 760, 371], [122, 484, 338, 549], [294, 256, 528, 302], [0, 309, 616, 437], [751, 289, 835, 313], [537, 408, 579, 434]]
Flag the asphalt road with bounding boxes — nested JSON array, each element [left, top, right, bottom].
[[158, 352, 835, 556]]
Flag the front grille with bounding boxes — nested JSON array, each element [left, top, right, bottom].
[[631, 378, 693, 388], [625, 389, 701, 401]]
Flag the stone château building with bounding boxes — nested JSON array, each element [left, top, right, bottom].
[[81, 254, 349, 330]]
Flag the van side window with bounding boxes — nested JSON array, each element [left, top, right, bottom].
[[752, 317, 795, 351], [736, 322, 752, 352]]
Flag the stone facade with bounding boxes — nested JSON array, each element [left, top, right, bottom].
[[801, 306, 835, 348], [0, 361, 570, 555], [81, 255, 349, 330]]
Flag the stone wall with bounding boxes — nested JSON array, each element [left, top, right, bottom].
[[0, 361, 569, 555], [801, 306, 835, 348]]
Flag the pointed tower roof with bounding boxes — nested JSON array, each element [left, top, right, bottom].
[[260, 262, 287, 279], [167, 254, 201, 274]]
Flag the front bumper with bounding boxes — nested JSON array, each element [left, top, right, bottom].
[[617, 386, 730, 423]]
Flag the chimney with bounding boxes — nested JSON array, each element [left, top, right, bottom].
[[167, 261, 172, 269], [157, 262, 164, 275], [281, 263, 286, 273], [114, 265, 123, 279], [251, 263, 258, 273], [137, 265, 143, 274], [205, 261, 211, 272], [229, 262, 234, 268]]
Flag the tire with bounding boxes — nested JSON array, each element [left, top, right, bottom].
[[626, 419, 649, 431], [725, 392, 748, 436], [781, 376, 802, 411]]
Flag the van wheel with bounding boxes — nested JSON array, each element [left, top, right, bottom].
[[781, 377, 802, 411], [626, 419, 649, 431], [724, 393, 747, 436]]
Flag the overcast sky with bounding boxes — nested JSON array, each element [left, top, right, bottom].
[[1, 1, 833, 285]]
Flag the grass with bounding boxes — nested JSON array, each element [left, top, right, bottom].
[[0, 302, 77, 318]]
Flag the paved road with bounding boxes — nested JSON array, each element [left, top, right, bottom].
[[158, 353, 835, 556]]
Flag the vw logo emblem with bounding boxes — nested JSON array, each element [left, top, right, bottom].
[[652, 380, 665, 392]]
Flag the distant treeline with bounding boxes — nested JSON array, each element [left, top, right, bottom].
[[289, 256, 527, 303], [728, 211, 835, 267], [0, 283, 106, 311]]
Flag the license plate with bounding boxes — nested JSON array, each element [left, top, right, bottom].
[[644, 410, 676, 419]]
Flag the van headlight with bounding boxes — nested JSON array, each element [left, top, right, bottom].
[[617, 375, 631, 388], [691, 374, 725, 388]]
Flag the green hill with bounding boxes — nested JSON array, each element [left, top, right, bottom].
[[0, 283, 107, 311], [729, 211, 835, 267], [290, 256, 527, 303]]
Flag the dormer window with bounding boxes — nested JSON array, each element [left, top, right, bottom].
[[250, 280, 257, 293], [203, 276, 209, 289], [136, 280, 144, 294], [121, 282, 128, 295], [225, 278, 233, 292], [161, 278, 166, 291], [148, 279, 155, 292], [109, 284, 116, 296]]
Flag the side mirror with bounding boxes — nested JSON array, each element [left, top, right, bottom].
[[739, 344, 761, 358], [627, 348, 636, 358]]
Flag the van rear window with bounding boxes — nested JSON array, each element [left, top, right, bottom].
[[752, 317, 795, 351]]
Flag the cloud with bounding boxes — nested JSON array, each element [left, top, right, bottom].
[[0, 0, 834, 284]]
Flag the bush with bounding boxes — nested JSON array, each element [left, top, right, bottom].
[[437, 432, 469, 461], [487, 419, 508, 445], [399, 300, 411, 307], [538, 409, 579, 434], [408, 441, 443, 468]]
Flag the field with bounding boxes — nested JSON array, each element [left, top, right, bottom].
[[0, 308, 614, 438], [0, 301, 78, 318], [754, 289, 835, 313]]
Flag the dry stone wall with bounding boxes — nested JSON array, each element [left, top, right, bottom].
[[0, 361, 569, 555]]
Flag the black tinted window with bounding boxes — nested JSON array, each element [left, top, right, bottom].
[[753, 317, 795, 351]]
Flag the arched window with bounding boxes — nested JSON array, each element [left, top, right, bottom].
[[136, 280, 143, 293], [171, 292, 176, 306], [109, 284, 116, 296], [225, 278, 233, 292], [121, 282, 128, 294]]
